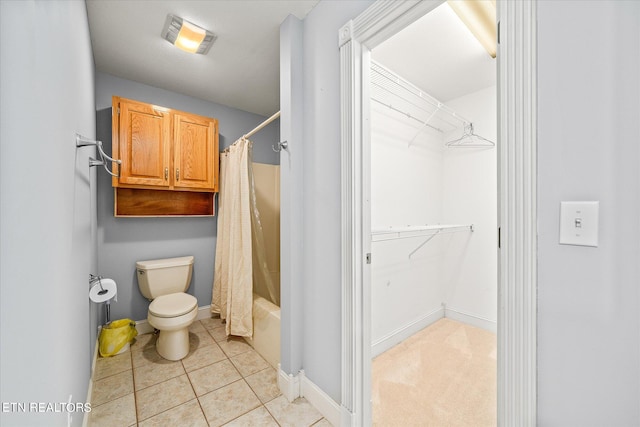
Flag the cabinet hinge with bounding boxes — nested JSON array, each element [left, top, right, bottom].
[[366, 253, 372, 264], [498, 227, 501, 249]]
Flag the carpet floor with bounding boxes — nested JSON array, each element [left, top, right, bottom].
[[372, 318, 496, 427]]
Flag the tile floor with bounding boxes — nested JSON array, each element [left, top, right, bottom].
[[89, 317, 330, 427]]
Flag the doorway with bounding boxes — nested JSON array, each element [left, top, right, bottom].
[[338, 1, 537, 425], [369, 2, 497, 423]]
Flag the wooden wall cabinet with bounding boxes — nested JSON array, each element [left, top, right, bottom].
[[111, 96, 219, 216]]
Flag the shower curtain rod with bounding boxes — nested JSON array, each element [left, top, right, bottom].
[[243, 111, 280, 139]]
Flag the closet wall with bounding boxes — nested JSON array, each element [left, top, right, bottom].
[[441, 86, 497, 329], [371, 78, 496, 356]]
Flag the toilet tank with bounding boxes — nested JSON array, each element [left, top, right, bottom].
[[136, 256, 194, 300]]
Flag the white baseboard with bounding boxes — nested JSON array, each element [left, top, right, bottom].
[[371, 307, 444, 357], [299, 371, 342, 427], [83, 336, 100, 427], [278, 364, 300, 402], [444, 307, 497, 334], [134, 304, 214, 335], [341, 406, 355, 427], [278, 366, 341, 426]]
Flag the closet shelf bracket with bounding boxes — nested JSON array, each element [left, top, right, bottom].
[[407, 224, 474, 258], [408, 103, 442, 148], [370, 224, 473, 258]]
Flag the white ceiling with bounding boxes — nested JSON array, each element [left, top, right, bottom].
[[372, 2, 496, 103], [86, 1, 319, 116], [87, 1, 494, 118]]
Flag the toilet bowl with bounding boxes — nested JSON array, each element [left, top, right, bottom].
[[136, 256, 197, 361], [148, 292, 198, 360]]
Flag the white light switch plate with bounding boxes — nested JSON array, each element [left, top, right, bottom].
[[559, 201, 599, 247]]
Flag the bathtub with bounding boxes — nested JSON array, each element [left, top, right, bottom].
[[244, 294, 280, 369]]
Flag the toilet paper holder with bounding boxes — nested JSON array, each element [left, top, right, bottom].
[[89, 274, 117, 324], [90, 274, 108, 296]]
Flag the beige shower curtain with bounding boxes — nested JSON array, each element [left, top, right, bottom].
[[211, 139, 253, 337], [211, 138, 277, 337]]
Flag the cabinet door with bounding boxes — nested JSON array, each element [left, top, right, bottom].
[[117, 99, 171, 187], [174, 113, 218, 191]]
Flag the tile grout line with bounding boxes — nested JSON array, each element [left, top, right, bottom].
[[119, 324, 291, 427], [182, 341, 213, 427], [128, 350, 140, 425], [131, 332, 190, 424]]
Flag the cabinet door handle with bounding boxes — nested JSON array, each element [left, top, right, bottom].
[[164, 167, 168, 180], [176, 168, 180, 181]]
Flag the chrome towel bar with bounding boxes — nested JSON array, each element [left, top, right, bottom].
[[75, 134, 121, 177]]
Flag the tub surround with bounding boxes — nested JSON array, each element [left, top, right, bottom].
[[244, 295, 281, 369]]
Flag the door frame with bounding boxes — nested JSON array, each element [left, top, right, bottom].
[[338, 1, 538, 425]]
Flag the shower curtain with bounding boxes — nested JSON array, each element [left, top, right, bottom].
[[211, 138, 277, 337]]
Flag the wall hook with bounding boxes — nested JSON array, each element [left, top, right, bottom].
[[272, 140, 288, 153]]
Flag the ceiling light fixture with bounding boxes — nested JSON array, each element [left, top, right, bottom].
[[162, 14, 216, 55], [447, 0, 497, 58]]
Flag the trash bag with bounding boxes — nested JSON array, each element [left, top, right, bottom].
[[99, 319, 138, 357]]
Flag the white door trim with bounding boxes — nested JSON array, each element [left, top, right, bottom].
[[338, 1, 538, 425]]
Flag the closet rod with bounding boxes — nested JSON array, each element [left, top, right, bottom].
[[371, 82, 465, 131], [243, 111, 280, 139], [371, 61, 470, 129], [371, 224, 473, 243], [371, 98, 445, 133]]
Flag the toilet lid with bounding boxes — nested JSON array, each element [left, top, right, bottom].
[[149, 293, 197, 318]]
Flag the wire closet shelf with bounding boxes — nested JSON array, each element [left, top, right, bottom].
[[370, 61, 494, 148], [371, 224, 474, 258]]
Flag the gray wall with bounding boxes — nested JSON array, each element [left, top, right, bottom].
[[537, 1, 640, 425], [0, 1, 97, 426], [95, 72, 279, 323], [279, 14, 305, 377], [290, 0, 640, 417], [297, 0, 374, 402]]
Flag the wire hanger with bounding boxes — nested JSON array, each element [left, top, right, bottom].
[[445, 123, 495, 148]]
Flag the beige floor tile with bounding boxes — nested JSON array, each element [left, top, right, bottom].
[[230, 348, 270, 377], [94, 352, 132, 381], [130, 333, 157, 353], [199, 379, 261, 427], [136, 374, 195, 421], [138, 398, 208, 427], [88, 393, 136, 427], [223, 405, 279, 426], [92, 370, 134, 406], [208, 326, 229, 342], [188, 359, 242, 396], [189, 320, 206, 333], [182, 342, 227, 372], [244, 368, 281, 404], [199, 316, 226, 330], [134, 358, 185, 390], [312, 418, 334, 426], [189, 329, 216, 348], [265, 396, 323, 427], [132, 342, 164, 368], [218, 336, 252, 358]]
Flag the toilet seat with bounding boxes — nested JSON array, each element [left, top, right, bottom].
[[149, 293, 197, 318]]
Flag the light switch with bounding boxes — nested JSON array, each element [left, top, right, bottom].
[[559, 201, 599, 247]]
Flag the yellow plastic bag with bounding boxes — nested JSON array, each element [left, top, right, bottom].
[[99, 319, 138, 357]]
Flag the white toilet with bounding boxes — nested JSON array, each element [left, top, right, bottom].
[[136, 256, 198, 361]]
